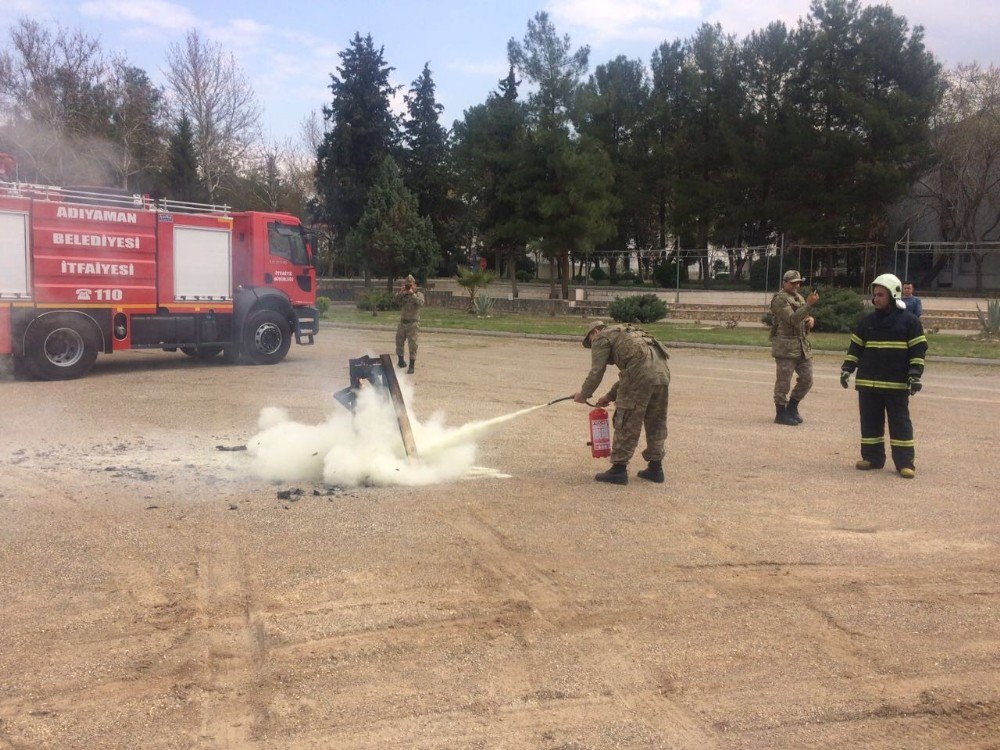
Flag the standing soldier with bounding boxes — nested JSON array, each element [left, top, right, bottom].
[[839, 273, 927, 478], [395, 274, 424, 374], [572, 321, 671, 485], [770, 270, 819, 425]]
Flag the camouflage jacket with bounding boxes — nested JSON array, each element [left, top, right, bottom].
[[580, 325, 671, 408], [395, 290, 425, 323], [769, 290, 812, 359]]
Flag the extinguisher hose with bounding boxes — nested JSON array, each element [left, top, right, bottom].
[[546, 395, 599, 407]]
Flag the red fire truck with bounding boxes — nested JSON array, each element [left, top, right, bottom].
[[0, 179, 318, 380]]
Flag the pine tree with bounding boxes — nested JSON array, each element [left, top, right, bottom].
[[315, 33, 399, 258], [508, 12, 614, 299], [452, 67, 532, 295], [400, 63, 459, 271], [345, 156, 440, 283], [780, 0, 941, 241], [577, 56, 654, 279], [163, 114, 205, 202]]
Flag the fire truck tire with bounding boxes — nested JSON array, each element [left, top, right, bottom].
[[243, 309, 291, 365], [180, 346, 224, 360], [25, 314, 99, 380]]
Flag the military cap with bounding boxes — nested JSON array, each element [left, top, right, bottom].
[[782, 270, 804, 283], [583, 320, 606, 348]]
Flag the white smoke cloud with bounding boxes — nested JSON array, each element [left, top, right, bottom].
[[246, 379, 537, 487]]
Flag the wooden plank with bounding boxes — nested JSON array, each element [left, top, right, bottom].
[[379, 353, 419, 462]]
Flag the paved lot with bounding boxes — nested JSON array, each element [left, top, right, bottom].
[[0, 328, 997, 748]]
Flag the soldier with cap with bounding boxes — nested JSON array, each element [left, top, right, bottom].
[[770, 270, 819, 426], [572, 320, 671, 485], [394, 274, 424, 374]]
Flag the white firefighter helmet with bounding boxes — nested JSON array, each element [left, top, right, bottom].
[[871, 273, 906, 310]]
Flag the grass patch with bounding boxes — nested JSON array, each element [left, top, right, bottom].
[[322, 307, 999, 360]]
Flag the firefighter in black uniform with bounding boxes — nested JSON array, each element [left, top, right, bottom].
[[839, 273, 928, 479]]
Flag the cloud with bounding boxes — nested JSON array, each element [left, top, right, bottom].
[[79, 0, 198, 31], [707, 0, 1000, 66], [447, 58, 510, 77], [208, 17, 272, 48], [550, 0, 705, 41], [707, 0, 807, 36]]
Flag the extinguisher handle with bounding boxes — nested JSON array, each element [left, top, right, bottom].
[[546, 395, 600, 407]]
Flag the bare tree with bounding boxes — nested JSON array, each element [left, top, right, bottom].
[[105, 58, 168, 190], [0, 18, 111, 184], [912, 63, 1000, 290], [164, 29, 261, 201]]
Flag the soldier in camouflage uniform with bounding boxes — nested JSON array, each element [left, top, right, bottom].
[[395, 274, 425, 374], [573, 321, 671, 485], [770, 270, 819, 426]]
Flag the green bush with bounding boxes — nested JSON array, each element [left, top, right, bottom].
[[614, 269, 641, 286], [652, 262, 688, 288], [976, 299, 1000, 336], [761, 286, 865, 332], [590, 266, 607, 282], [515, 270, 533, 282], [315, 296, 332, 314], [609, 294, 668, 324], [356, 289, 400, 315], [811, 286, 864, 332], [474, 291, 495, 317]]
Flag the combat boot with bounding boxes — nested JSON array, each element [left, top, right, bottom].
[[637, 461, 665, 483], [595, 463, 628, 485], [774, 404, 798, 426], [397, 355, 406, 368], [898, 467, 916, 479], [407, 358, 415, 374], [787, 398, 804, 424]]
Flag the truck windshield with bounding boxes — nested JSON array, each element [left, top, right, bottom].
[[268, 222, 309, 266]]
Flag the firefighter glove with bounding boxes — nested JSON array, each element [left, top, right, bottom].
[[840, 370, 851, 389], [908, 376, 922, 395]]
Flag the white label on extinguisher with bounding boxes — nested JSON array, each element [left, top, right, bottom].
[[591, 418, 611, 451]]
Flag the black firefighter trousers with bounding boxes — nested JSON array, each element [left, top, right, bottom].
[[858, 388, 915, 470]]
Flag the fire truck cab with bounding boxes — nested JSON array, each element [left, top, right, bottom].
[[0, 181, 318, 380]]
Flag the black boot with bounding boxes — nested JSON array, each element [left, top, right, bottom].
[[637, 461, 664, 483], [595, 463, 628, 485], [407, 358, 415, 374], [774, 404, 798, 426], [397, 355, 406, 368], [787, 398, 804, 424]]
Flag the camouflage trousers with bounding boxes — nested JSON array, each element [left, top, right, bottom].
[[610, 384, 669, 465], [773, 356, 813, 405], [395, 321, 419, 358]]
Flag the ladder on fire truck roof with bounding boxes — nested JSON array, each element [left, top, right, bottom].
[[0, 180, 230, 215]]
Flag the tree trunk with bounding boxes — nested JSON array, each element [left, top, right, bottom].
[[507, 248, 518, 299], [559, 252, 570, 300], [549, 257, 557, 299]]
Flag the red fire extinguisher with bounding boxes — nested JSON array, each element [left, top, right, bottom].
[[588, 407, 611, 458]]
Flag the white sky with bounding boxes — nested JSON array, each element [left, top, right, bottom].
[[1, 0, 996, 140]]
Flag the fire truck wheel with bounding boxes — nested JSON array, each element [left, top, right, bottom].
[[243, 309, 291, 365], [180, 346, 224, 360], [26, 314, 99, 380]]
